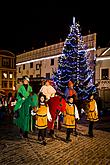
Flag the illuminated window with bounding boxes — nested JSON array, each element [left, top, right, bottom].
[[9, 72, 13, 79], [2, 71, 8, 79]]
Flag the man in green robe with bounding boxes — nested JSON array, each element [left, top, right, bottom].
[[14, 76, 37, 138]]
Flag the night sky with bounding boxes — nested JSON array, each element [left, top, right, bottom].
[[0, 1, 109, 54]]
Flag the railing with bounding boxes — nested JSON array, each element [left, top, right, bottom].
[[95, 79, 110, 89]]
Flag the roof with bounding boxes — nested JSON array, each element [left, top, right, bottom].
[[97, 47, 110, 57], [0, 50, 15, 57]]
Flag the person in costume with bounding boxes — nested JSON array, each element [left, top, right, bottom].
[[64, 95, 79, 143], [35, 93, 52, 145], [65, 80, 77, 102], [86, 94, 99, 137], [13, 76, 33, 138], [47, 91, 66, 138], [39, 80, 56, 101]]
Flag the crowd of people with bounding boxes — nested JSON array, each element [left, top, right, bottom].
[[0, 91, 16, 122], [0, 77, 99, 145]]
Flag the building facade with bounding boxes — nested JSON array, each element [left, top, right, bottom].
[[95, 47, 110, 88], [95, 47, 110, 109], [0, 50, 16, 95], [16, 33, 96, 80], [16, 42, 63, 79]]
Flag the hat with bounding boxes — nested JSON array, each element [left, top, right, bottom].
[[23, 76, 29, 82]]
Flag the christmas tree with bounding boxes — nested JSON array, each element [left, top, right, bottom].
[[53, 17, 96, 100]]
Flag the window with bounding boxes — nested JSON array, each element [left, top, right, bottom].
[[2, 58, 11, 68], [23, 64, 25, 70], [9, 81, 13, 88], [9, 72, 13, 79], [46, 73, 50, 79], [2, 71, 8, 79], [51, 59, 54, 65], [30, 62, 33, 68], [36, 64, 40, 70], [2, 81, 8, 88], [101, 69, 109, 80]]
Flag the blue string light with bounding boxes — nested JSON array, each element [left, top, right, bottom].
[[53, 19, 96, 100]]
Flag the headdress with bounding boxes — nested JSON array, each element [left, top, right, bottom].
[[68, 80, 74, 87], [23, 76, 29, 82]]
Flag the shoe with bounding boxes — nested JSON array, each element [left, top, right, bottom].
[[88, 134, 94, 138], [19, 133, 24, 139], [42, 140, 47, 146], [66, 139, 71, 143], [68, 139, 72, 142], [17, 134, 24, 139], [38, 137, 42, 141], [51, 134, 56, 139], [37, 140, 42, 144], [66, 138, 71, 143], [23, 131, 28, 138], [74, 132, 78, 137], [49, 130, 56, 138], [23, 134, 28, 138]]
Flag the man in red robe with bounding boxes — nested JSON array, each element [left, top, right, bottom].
[[47, 92, 66, 138]]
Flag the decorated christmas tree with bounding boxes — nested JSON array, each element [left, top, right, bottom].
[[53, 17, 96, 100]]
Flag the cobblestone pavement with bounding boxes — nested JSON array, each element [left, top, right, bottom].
[[0, 119, 110, 165]]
